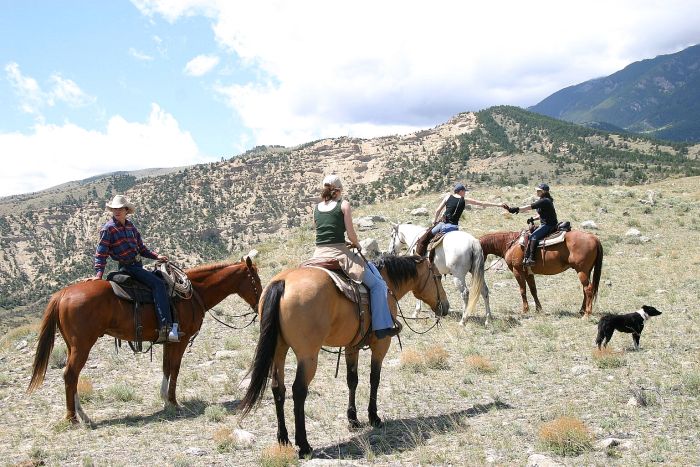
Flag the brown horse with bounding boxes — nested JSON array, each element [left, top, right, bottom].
[[28, 257, 262, 424], [480, 230, 603, 316], [239, 255, 449, 458]]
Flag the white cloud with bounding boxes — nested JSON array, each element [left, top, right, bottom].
[[184, 54, 220, 76], [5, 62, 95, 118], [134, 0, 700, 146], [129, 47, 155, 61], [0, 104, 205, 196]]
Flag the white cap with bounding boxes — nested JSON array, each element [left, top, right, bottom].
[[322, 174, 343, 189]]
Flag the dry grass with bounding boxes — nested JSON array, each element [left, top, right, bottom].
[[592, 347, 626, 369], [538, 416, 593, 456], [465, 354, 497, 374], [2, 177, 700, 465], [259, 444, 299, 466], [76, 377, 94, 402]]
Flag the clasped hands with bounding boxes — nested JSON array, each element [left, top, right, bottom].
[[501, 203, 519, 214]]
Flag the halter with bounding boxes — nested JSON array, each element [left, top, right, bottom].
[[415, 257, 447, 318], [389, 225, 420, 255], [244, 262, 261, 312]]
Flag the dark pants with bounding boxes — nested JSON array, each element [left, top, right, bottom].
[[527, 224, 557, 259], [122, 263, 172, 328]]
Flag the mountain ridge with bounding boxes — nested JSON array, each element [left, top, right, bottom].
[[529, 44, 700, 141]]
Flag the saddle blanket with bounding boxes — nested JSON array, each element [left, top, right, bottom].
[[519, 230, 567, 248]]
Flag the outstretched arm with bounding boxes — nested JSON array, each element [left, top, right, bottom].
[[466, 197, 503, 208]]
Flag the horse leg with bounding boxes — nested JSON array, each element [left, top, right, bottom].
[[413, 299, 422, 318], [524, 274, 542, 312], [164, 340, 189, 409], [577, 270, 593, 319], [63, 341, 95, 424], [454, 275, 470, 326], [292, 356, 318, 458], [481, 281, 492, 325], [272, 343, 290, 445], [512, 269, 530, 314], [368, 339, 390, 427], [345, 347, 361, 429]]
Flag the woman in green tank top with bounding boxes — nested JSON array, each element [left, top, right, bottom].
[[312, 175, 399, 339]]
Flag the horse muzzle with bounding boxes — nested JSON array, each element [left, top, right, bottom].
[[436, 299, 450, 317]]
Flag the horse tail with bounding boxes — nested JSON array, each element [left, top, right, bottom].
[[239, 280, 285, 417], [466, 244, 486, 315], [590, 238, 604, 303], [28, 290, 63, 393]]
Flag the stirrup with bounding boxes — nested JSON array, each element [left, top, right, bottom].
[[167, 324, 182, 342], [156, 326, 169, 344]]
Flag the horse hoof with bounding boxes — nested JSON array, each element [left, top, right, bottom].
[[297, 443, 313, 459], [348, 419, 362, 431], [369, 416, 384, 428], [459, 319, 466, 327]]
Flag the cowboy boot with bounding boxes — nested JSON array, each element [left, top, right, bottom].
[[523, 239, 537, 266], [375, 320, 403, 339], [156, 325, 170, 344], [415, 229, 435, 256]]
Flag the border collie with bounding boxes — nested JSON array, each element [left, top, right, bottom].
[[596, 305, 662, 350]]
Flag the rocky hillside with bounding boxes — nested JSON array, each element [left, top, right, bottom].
[[1, 106, 699, 325], [529, 44, 700, 141]]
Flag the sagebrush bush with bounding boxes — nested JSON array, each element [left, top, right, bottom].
[[260, 444, 300, 466], [205, 404, 227, 422], [538, 416, 593, 456], [592, 348, 625, 369], [466, 355, 496, 374], [77, 377, 95, 402], [50, 344, 67, 369]]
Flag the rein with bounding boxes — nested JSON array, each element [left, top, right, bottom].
[[206, 262, 261, 330], [394, 258, 444, 335]]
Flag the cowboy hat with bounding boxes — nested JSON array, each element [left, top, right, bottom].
[[105, 195, 135, 214]]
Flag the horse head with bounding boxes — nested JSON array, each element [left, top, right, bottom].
[[413, 258, 450, 317], [387, 222, 401, 254]]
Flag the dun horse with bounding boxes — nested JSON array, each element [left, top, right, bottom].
[[479, 230, 603, 316], [28, 257, 262, 424], [239, 255, 449, 458], [388, 222, 491, 324]]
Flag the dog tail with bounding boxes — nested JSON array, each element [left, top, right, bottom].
[[595, 315, 611, 349]]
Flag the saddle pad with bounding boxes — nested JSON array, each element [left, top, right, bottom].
[[519, 230, 567, 248], [109, 281, 154, 303], [305, 266, 370, 306], [427, 231, 449, 252]]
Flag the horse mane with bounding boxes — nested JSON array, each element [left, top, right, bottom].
[[373, 254, 420, 288], [186, 260, 243, 274], [480, 231, 520, 256]]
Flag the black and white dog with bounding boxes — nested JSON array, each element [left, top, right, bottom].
[[596, 305, 662, 350]]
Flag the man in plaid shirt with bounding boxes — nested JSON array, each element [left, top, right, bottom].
[[92, 195, 180, 343]]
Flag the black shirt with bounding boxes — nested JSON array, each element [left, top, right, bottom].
[[531, 197, 558, 226], [443, 196, 465, 225]]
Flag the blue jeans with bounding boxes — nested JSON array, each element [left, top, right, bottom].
[[363, 262, 393, 331], [431, 222, 459, 235], [122, 263, 172, 328], [530, 224, 556, 243]]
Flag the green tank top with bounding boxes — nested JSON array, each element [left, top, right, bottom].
[[314, 200, 346, 245]]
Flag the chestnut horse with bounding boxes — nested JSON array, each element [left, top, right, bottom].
[[239, 255, 449, 458], [479, 231, 603, 316], [28, 257, 262, 424]]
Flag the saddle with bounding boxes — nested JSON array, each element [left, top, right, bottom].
[[300, 257, 371, 348], [106, 270, 181, 348], [298, 258, 370, 306], [518, 221, 572, 248], [426, 231, 449, 262]]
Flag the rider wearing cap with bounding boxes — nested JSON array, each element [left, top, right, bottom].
[[504, 183, 558, 266], [416, 182, 504, 256]]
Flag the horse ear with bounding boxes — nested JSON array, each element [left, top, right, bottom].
[[390, 222, 398, 228]]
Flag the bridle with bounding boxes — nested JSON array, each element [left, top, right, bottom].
[[416, 257, 447, 317], [244, 263, 261, 312], [389, 225, 420, 255]]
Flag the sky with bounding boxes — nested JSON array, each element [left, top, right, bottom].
[[1, 0, 699, 197]]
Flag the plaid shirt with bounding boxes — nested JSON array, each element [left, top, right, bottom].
[[94, 217, 158, 274]]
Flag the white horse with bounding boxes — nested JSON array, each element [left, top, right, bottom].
[[387, 223, 492, 325]]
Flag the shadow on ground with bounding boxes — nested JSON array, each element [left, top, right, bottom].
[[313, 400, 512, 460], [92, 397, 241, 427]]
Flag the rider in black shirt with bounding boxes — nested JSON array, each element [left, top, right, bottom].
[[504, 183, 558, 266]]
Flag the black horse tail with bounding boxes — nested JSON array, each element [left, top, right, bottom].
[[239, 280, 285, 417], [28, 290, 63, 393], [590, 238, 604, 303]]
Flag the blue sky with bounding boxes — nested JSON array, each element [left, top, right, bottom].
[[2, 0, 699, 196]]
